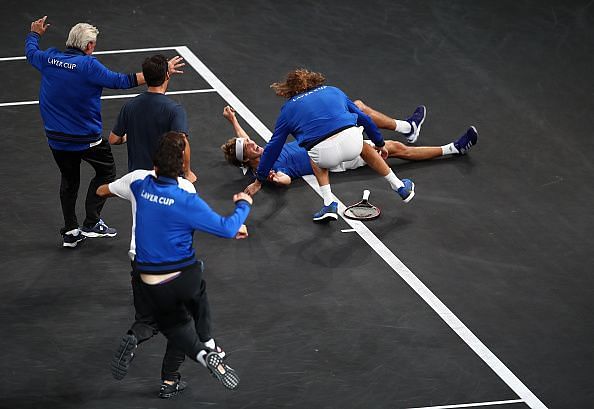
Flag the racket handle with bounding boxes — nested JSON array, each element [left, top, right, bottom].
[[362, 190, 370, 201]]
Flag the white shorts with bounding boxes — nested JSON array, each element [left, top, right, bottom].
[[307, 126, 364, 169], [329, 140, 374, 173]]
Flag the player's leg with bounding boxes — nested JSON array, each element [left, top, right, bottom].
[[360, 143, 415, 202], [80, 140, 117, 237], [144, 264, 240, 390], [112, 270, 159, 380], [159, 342, 187, 398], [385, 140, 442, 160], [308, 128, 364, 222], [354, 99, 426, 143], [50, 148, 85, 247]]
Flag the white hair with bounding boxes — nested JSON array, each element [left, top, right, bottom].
[[65, 23, 99, 51]]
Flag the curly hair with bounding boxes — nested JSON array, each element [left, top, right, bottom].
[[270, 68, 326, 98], [153, 131, 186, 178], [220, 137, 243, 167]]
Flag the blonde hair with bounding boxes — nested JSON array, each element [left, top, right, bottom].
[[270, 68, 326, 98], [66, 23, 99, 51], [220, 137, 243, 167]]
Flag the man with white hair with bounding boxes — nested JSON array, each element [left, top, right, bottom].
[[25, 16, 184, 247]]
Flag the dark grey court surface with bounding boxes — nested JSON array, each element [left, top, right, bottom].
[[1, 1, 593, 408]]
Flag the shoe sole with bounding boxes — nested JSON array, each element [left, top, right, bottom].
[[80, 231, 117, 238], [312, 212, 338, 223], [63, 237, 85, 248], [111, 334, 137, 380], [206, 352, 240, 390], [407, 105, 426, 144]]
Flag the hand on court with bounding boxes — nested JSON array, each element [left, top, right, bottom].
[[235, 224, 249, 240], [244, 180, 262, 196], [168, 56, 185, 75], [31, 16, 50, 35], [233, 192, 253, 205]]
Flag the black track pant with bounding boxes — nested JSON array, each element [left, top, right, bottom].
[[140, 262, 212, 362], [50, 140, 116, 233], [130, 270, 186, 382]]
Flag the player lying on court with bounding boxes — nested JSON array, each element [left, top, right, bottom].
[[220, 105, 477, 192], [242, 68, 420, 223], [97, 132, 251, 395]]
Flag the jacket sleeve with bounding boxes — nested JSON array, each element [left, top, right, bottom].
[[86, 58, 138, 89], [187, 196, 251, 238], [256, 113, 290, 181], [25, 32, 45, 71], [346, 98, 384, 147]]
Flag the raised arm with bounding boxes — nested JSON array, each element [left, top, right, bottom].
[[223, 106, 250, 138], [25, 16, 51, 70]]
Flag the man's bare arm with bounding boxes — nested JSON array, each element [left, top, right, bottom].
[[223, 106, 250, 138]]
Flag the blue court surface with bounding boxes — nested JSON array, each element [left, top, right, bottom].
[[0, 2, 592, 408]]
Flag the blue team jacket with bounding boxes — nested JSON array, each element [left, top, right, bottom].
[[256, 85, 384, 181], [25, 32, 137, 151], [131, 175, 251, 274]]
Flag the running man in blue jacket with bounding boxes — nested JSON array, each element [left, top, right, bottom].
[[98, 132, 251, 393], [244, 69, 423, 222], [25, 16, 183, 247]]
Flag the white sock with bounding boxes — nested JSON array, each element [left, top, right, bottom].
[[320, 184, 333, 206], [441, 143, 459, 155], [204, 338, 215, 349], [384, 170, 404, 190], [395, 119, 412, 134], [196, 350, 208, 367]]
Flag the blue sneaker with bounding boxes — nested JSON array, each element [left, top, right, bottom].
[[396, 179, 415, 203], [453, 126, 478, 155], [80, 219, 117, 238], [62, 228, 86, 248], [312, 201, 338, 222], [404, 105, 426, 144]]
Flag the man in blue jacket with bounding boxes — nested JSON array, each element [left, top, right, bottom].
[[244, 69, 422, 222], [25, 16, 183, 247], [98, 132, 251, 394]]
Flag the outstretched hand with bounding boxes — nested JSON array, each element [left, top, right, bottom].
[[233, 192, 253, 205], [31, 16, 50, 35], [168, 56, 185, 75], [244, 180, 262, 196]]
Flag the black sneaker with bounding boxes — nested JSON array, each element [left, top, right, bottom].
[[62, 228, 86, 248], [111, 333, 137, 380], [205, 352, 240, 390], [159, 380, 187, 399], [80, 219, 117, 238]]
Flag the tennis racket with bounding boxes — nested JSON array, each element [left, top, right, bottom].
[[343, 190, 381, 220]]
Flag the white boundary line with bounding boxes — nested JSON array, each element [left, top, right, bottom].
[[406, 398, 525, 409], [0, 89, 216, 107], [174, 45, 549, 409], [0, 46, 178, 62]]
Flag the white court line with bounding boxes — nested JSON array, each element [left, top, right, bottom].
[[175, 45, 549, 409], [0, 89, 216, 107], [407, 398, 525, 409], [0, 46, 178, 62]]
